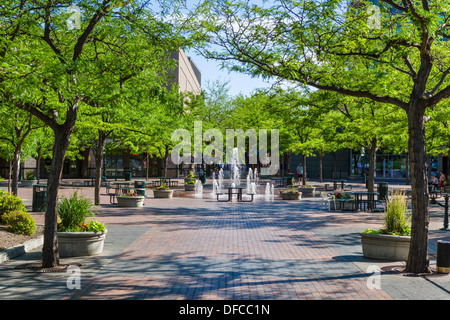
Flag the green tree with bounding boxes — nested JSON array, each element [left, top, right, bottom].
[[193, 0, 450, 274], [0, 0, 189, 268]]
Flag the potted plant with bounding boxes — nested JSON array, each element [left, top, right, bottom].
[[329, 192, 355, 211], [297, 184, 316, 196], [184, 171, 196, 191], [56, 191, 107, 257], [153, 183, 174, 198], [360, 189, 411, 261], [280, 187, 302, 200], [21, 171, 38, 187], [116, 191, 145, 207]]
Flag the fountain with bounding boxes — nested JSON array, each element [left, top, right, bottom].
[[246, 167, 259, 195], [230, 148, 241, 187], [194, 179, 203, 197], [265, 182, 274, 200], [218, 168, 224, 193]]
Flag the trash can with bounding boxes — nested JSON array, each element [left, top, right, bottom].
[[134, 180, 146, 196], [378, 183, 389, 202], [32, 184, 47, 212], [124, 169, 132, 181], [436, 240, 450, 274]]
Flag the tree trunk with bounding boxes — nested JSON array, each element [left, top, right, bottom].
[[37, 147, 41, 184], [163, 145, 169, 177], [42, 111, 78, 269], [404, 105, 430, 274], [367, 138, 377, 193], [11, 149, 20, 195], [427, 155, 432, 180], [405, 153, 410, 185], [94, 130, 107, 205], [302, 154, 307, 185], [319, 152, 323, 183]]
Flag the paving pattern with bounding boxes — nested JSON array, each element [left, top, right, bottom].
[[0, 180, 449, 301]]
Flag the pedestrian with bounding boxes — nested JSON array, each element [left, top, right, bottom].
[[440, 171, 446, 190], [296, 163, 303, 183]]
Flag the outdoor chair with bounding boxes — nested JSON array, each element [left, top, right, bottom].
[[321, 192, 332, 211]]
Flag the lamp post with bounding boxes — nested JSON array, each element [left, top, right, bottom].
[[437, 194, 450, 231]]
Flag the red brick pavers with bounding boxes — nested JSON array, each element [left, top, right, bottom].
[[20, 182, 394, 301]]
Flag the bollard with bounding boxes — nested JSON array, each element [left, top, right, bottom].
[[436, 240, 450, 274]]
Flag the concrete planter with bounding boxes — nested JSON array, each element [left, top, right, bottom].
[[297, 187, 316, 196], [154, 189, 174, 198], [117, 196, 145, 207], [360, 232, 411, 261], [57, 231, 107, 257], [185, 184, 196, 191], [329, 200, 355, 211], [281, 192, 302, 200]]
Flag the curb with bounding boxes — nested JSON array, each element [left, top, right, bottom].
[[0, 235, 44, 264]]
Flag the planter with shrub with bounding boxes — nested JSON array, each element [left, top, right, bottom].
[[360, 189, 411, 261], [154, 184, 174, 198], [184, 171, 196, 191], [117, 192, 145, 207], [57, 191, 107, 257], [280, 187, 302, 200]]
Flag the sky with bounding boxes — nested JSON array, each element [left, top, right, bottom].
[[186, 49, 276, 97]]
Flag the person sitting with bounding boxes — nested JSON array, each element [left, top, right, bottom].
[[429, 174, 439, 188]]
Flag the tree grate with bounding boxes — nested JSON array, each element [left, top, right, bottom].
[[14, 262, 84, 273]]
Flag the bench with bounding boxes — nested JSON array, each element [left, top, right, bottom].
[[152, 180, 161, 187], [216, 192, 229, 202], [241, 193, 254, 202], [169, 180, 178, 187]]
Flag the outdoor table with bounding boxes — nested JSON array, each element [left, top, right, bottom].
[[157, 176, 174, 187], [271, 177, 284, 187], [353, 191, 379, 212], [332, 180, 347, 191], [112, 182, 133, 194], [223, 186, 246, 202], [281, 176, 294, 186]]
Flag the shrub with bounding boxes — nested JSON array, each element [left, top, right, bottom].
[[363, 189, 411, 236], [0, 191, 27, 222], [2, 210, 36, 235], [184, 171, 196, 185], [24, 171, 36, 180], [383, 189, 411, 235], [57, 191, 106, 233], [57, 191, 95, 231]]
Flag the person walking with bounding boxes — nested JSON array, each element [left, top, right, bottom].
[[296, 163, 303, 183], [440, 171, 446, 190]]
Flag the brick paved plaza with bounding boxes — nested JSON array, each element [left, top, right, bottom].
[[1, 179, 450, 305]]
